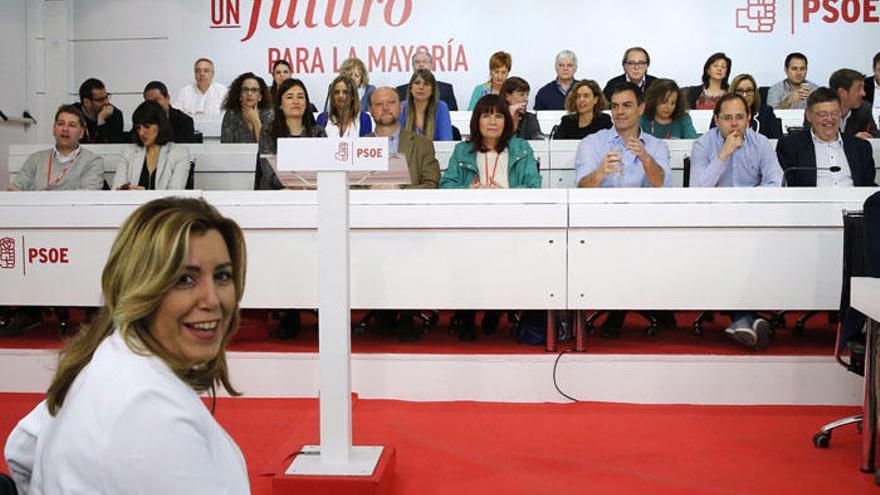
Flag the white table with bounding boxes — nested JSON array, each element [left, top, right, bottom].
[[10, 140, 880, 191], [8, 143, 259, 190], [0, 190, 569, 310], [850, 277, 880, 475]]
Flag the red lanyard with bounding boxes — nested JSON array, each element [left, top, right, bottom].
[[46, 150, 78, 188]]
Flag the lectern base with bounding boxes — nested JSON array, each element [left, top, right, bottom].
[[274, 445, 396, 495]]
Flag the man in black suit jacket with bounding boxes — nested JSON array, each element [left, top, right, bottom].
[[143, 80, 199, 143], [396, 50, 458, 111], [864, 51, 879, 105], [602, 47, 657, 101], [829, 68, 879, 139], [776, 87, 876, 187]]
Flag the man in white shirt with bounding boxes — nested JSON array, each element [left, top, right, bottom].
[[173, 58, 227, 116]]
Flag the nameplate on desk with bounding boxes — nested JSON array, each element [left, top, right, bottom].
[[277, 137, 389, 171]]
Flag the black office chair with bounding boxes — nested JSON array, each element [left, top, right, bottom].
[[583, 310, 660, 338], [812, 210, 868, 449], [0, 472, 17, 495], [758, 86, 769, 106]]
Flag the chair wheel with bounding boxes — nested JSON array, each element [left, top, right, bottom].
[[59, 320, 72, 336], [770, 315, 785, 329], [812, 432, 831, 448], [794, 322, 806, 336], [692, 325, 703, 336], [645, 326, 659, 337], [353, 322, 367, 336]]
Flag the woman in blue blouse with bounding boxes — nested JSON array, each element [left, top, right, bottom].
[[400, 69, 453, 141], [640, 79, 698, 139]]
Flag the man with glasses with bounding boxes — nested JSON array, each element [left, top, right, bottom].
[[174, 58, 227, 116], [766, 52, 816, 110], [829, 68, 879, 140], [534, 50, 578, 110], [395, 50, 458, 111], [690, 93, 783, 350], [602, 47, 657, 101], [776, 87, 876, 187], [73, 78, 125, 144]]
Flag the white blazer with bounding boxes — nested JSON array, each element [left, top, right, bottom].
[[112, 142, 191, 190], [4, 331, 250, 495]]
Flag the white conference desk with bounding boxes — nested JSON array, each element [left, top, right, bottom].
[[9, 139, 880, 191], [0, 190, 568, 310], [1, 189, 876, 316], [8, 143, 259, 190]]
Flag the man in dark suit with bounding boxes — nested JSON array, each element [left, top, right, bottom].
[[777, 87, 876, 187], [602, 47, 657, 102], [142, 81, 199, 143], [864, 51, 879, 105], [396, 50, 458, 111], [829, 68, 879, 139]]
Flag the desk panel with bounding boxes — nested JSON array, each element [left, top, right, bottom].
[[567, 188, 876, 311]]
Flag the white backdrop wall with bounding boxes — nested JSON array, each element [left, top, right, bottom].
[[6, 0, 880, 140]]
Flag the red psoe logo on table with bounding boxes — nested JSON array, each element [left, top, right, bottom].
[[0, 237, 15, 269], [335, 142, 350, 162], [736, 0, 776, 33]]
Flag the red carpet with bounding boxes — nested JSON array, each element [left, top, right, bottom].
[[0, 393, 873, 494], [0, 310, 838, 356]]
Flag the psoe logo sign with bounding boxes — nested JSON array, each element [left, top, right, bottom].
[[736, 0, 777, 32], [0, 237, 15, 269], [210, 0, 414, 42]]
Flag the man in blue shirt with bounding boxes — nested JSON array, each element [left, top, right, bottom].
[[575, 82, 670, 188], [691, 93, 782, 350], [575, 81, 671, 337], [691, 93, 783, 187], [534, 50, 578, 111]]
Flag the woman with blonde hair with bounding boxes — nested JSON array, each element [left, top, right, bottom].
[[317, 75, 373, 137], [400, 68, 453, 140], [5, 197, 250, 494], [339, 57, 376, 113], [467, 51, 512, 110], [728, 73, 783, 139]]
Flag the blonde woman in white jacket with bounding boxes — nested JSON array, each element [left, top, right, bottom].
[[113, 100, 191, 190]]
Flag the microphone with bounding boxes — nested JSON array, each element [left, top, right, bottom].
[[0, 109, 7, 121], [547, 124, 560, 188], [22, 111, 36, 125]]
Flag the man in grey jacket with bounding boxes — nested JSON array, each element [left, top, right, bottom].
[[8, 105, 104, 191]]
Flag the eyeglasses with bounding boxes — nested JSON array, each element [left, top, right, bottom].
[[241, 87, 261, 94], [624, 61, 648, 67], [811, 110, 842, 119], [89, 93, 111, 103], [735, 89, 756, 95], [718, 114, 748, 122]]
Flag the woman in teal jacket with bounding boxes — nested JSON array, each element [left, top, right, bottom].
[[440, 94, 542, 189], [441, 94, 542, 341]]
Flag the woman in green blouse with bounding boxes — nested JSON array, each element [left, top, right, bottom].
[[640, 79, 698, 139]]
